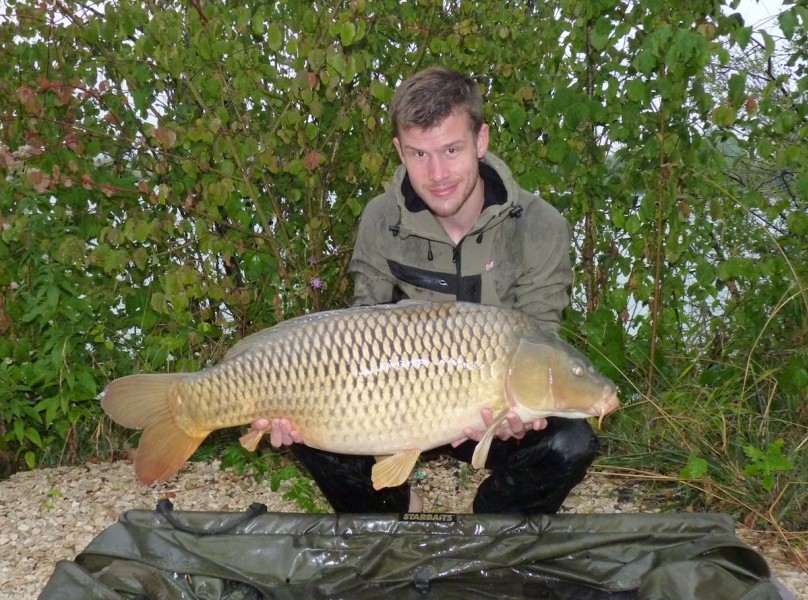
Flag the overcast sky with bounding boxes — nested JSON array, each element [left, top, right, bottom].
[[736, 0, 784, 29]]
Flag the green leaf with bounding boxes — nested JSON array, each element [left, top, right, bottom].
[[505, 104, 527, 130], [369, 80, 392, 103], [743, 440, 793, 491], [625, 79, 646, 102], [25, 427, 43, 447], [46, 284, 59, 308], [338, 21, 356, 46], [760, 31, 775, 60], [796, 172, 808, 201], [590, 17, 612, 51], [327, 50, 347, 76], [251, 14, 265, 36], [632, 50, 657, 75], [730, 25, 753, 49], [778, 9, 796, 39], [267, 23, 283, 51], [25, 451, 37, 470], [132, 247, 148, 270], [716, 257, 752, 281], [546, 138, 567, 164], [728, 72, 746, 106], [151, 292, 168, 314], [711, 104, 736, 127], [624, 214, 641, 234], [679, 453, 709, 479], [773, 110, 798, 134]]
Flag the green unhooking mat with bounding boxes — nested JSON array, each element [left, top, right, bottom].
[[39, 502, 787, 600]]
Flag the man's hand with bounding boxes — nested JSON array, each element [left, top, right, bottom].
[[451, 409, 547, 447], [266, 418, 303, 448], [240, 418, 303, 451]]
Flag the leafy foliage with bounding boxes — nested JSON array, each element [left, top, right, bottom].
[[1, 0, 805, 532], [743, 439, 793, 493], [219, 444, 327, 512]]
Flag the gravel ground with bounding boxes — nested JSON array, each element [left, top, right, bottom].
[[1, 456, 805, 599]]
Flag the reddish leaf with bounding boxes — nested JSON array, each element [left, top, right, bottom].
[[303, 150, 323, 170]]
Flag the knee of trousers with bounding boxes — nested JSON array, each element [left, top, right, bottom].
[[546, 418, 600, 467]]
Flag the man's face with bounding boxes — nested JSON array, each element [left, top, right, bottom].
[[393, 111, 490, 219]]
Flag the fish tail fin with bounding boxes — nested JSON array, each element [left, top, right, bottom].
[[102, 374, 208, 485], [134, 416, 207, 485]]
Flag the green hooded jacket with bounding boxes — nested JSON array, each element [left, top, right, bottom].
[[350, 152, 573, 332]]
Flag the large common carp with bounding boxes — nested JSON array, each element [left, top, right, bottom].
[[102, 301, 619, 490]]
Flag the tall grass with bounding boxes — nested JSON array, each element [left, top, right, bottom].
[[598, 318, 807, 569]]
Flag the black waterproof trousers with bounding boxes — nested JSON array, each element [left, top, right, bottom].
[[290, 417, 599, 514]]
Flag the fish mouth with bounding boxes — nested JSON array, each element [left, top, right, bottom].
[[595, 391, 620, 428]]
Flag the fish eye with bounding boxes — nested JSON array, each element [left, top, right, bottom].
[[571, 363, 585, 377]]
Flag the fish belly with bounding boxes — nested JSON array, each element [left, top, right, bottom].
[[175, 302, 530, 455]]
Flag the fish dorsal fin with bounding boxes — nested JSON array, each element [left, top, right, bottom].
[[371, 449, 421, 490], [384, 299, 431, 308], [223, 328, 280, 362], [470, 408, 510, 469]]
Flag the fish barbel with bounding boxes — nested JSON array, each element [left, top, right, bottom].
[[102, 301, 619, 489]]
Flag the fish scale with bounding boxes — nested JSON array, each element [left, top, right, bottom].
[[101, 301, 619, 488]]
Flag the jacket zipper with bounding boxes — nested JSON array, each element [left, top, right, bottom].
[[452, 242, 462, 299]]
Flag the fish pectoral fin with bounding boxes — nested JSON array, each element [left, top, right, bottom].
[[371, 449, 421, 490], [239, 430, 264, 452], [239, 419, 273, 452], [471, 408, 510, 469]]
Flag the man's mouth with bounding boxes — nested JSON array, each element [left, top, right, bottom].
[[430, 184, 457, 197]]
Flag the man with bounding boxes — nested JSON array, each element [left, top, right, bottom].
[[282, 67, 599, 514]]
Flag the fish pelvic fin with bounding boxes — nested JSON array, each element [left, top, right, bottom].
[[471, 408, 510, 469], [371, 449, 421, 490], [102, 373, 208, 485]]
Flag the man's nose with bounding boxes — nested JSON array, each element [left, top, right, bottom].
[[428, 157, 448, 181]]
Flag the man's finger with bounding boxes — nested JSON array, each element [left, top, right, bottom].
[[252, 417, 270, 431], [269, 424, 282, 448], [506, 411, 526, 439]]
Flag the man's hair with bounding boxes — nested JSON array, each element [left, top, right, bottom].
[[390, 67, 484, 138]]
